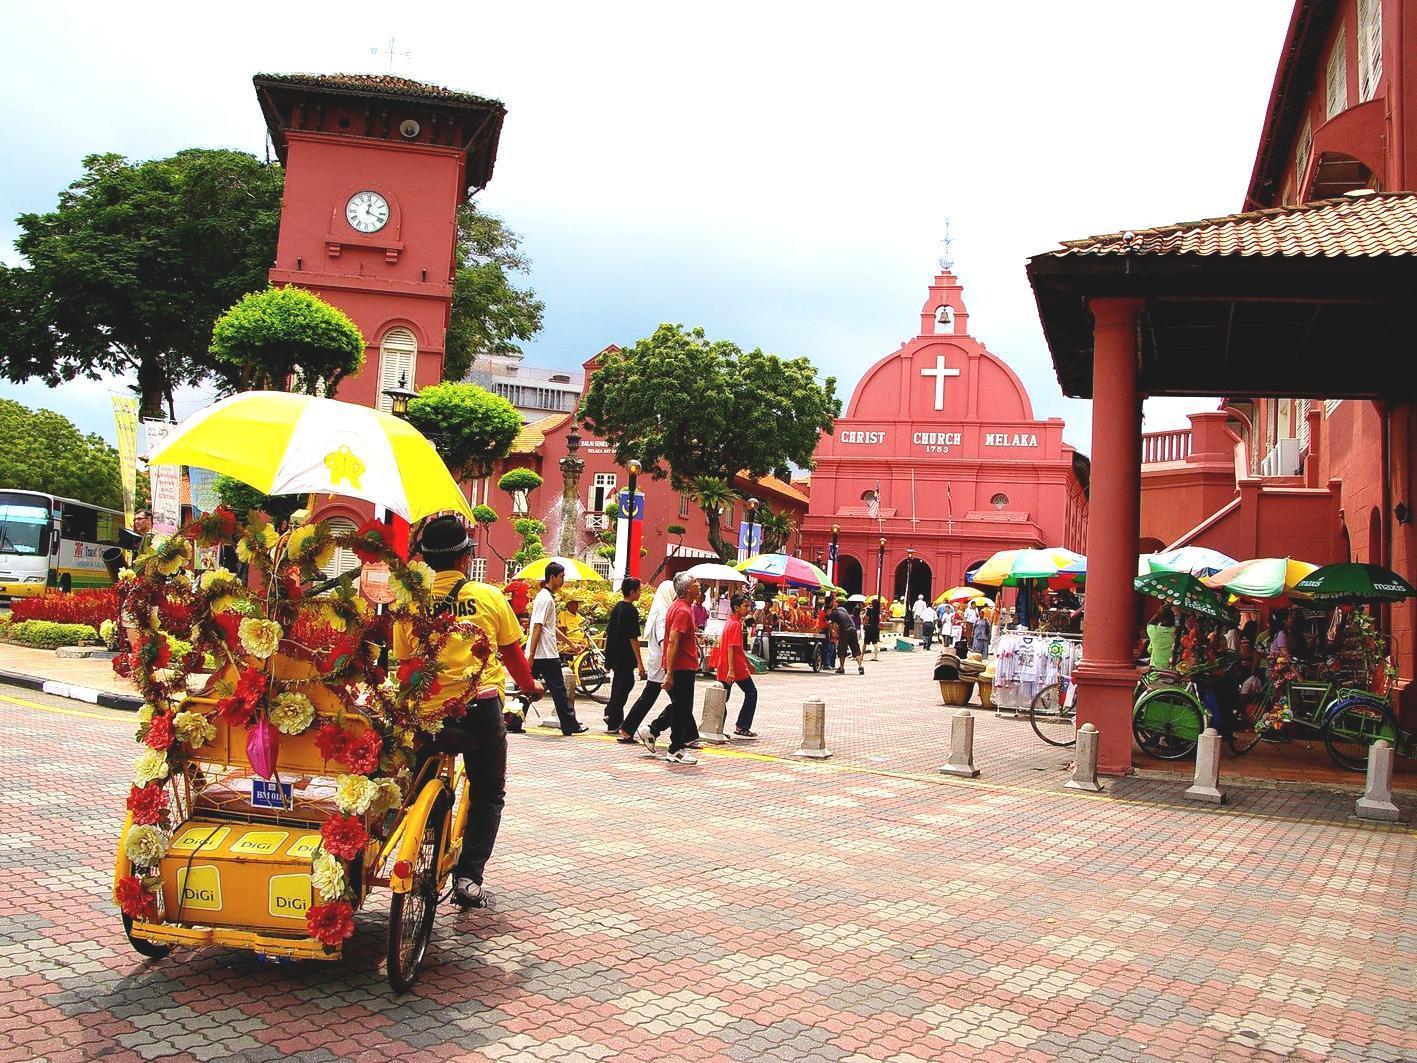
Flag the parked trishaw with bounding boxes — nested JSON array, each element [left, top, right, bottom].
[[112, 392, 494, 990]]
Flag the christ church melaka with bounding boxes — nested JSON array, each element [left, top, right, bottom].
[[799, 268, 1089, 603]]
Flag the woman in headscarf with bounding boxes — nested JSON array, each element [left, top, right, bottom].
[[617, 580, 678, 742]]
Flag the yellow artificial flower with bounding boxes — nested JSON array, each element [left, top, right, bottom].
[[199, 568, 238, 593], [287, 523, 319, 561], [238, 618, 283, 659], [136, 704, 157, 725], [173, 710, 216, 748], [152, 537, 192, 576], [269, 692, 315, 736], [368, 778, 404, 816], [334, 774, 377, 816], [123, 824, 167, 868], [133, 748, 171, 787], [392, 560, 435, 608], [310, 850, 346, 900]]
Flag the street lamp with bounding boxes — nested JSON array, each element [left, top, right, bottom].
[[876, 536, 886, 604], [904, 546, 915, 605], [382, 373, 417, 420], [745, 497, 759, 561], [620, 457, 643, 580]]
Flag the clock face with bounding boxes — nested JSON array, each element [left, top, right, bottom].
[[345, 191, 390, 234]]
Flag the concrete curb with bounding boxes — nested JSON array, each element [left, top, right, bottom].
[[0, 668, 142, 711]]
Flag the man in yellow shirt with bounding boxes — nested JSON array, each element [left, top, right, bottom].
[[395, 515, 542, 909]]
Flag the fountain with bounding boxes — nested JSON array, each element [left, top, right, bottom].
[[556, 422, 586, 558]]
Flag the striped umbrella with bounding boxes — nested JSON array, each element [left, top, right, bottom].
[[1204, 557, 1318, 600], [735, 553, 832, 590]]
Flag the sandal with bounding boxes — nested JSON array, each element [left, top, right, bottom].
[[733, 728, 758, 738]]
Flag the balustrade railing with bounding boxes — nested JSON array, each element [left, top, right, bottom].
[[1141, 429, 1192, 465]]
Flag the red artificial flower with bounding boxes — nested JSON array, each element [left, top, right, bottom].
[[126, 783, 169, 826], [182, 649, 205, 673], [280, 567, 304, 602], [313, 722, 351, 764], [215, 696, 254, 728], [320, 814, 369, 860], [342, 728, 384, 775], [235, 668, 267, 707], [144, 714, 175, 751], [306, 900, 356, 947], [212, 611, 242, 650], [351, 519, 392, 562], [143, 637, 172, 670], [212, 506, 237, 539], [396, 657, 424, 685], [112, 650, 134, 678], [115, 875, 160, 922]]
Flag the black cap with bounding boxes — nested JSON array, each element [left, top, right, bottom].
[[419, 515, 473, 554]]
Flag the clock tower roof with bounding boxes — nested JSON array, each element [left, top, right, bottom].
[[254, 72, 507, 192]]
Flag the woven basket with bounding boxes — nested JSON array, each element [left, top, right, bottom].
[[976, 679, 995, 709], [938, 679, 976, 706]]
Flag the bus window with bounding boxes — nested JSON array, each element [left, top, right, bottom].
[[96, 511, 120, 546], [0, 503, 49, 556], [61, 506, 98, 544]]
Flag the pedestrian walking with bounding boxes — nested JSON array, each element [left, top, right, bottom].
[[619, 579, 675, 743], [525, 562, 587, 735], [601, 577, 646, 734], [830, 598, 865, 674], [716, 593, 760, 738], [864, 598, 882, 660], [641, 572, 702, 765], [818, 594, 838, 670]]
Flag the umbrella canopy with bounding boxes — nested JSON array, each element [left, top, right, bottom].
[[1134, 571, 1239, 626], [684, 562, 747, 584], [847, 594, 868, 603], [1143, 546, 1238, 578], [736, 553, 832, 589], [1292, 563, 1417, 603], [972, 547, 1087, 587], [147, 391, 472, 523], [514, 556, 605, 582], [1204, 557, 1317, 600], [934, 585, 981, 605]]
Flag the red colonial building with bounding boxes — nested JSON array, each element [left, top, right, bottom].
[[799, 268, 1089, 602]]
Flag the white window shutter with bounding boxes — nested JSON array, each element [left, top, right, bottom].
[[377, 327, 419, 414], [319, 517, 362, 579]]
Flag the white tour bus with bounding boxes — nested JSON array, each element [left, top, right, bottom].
[[0, 489, 126, 600]]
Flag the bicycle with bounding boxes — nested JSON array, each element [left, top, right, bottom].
[[1130, 660, 1254, 760], [569, 638, 609, 697], [1028, 677, 1078, 747]]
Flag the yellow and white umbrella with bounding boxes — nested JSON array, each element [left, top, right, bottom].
[[514, 556, 605, 582], [146, 391, 471, 523]]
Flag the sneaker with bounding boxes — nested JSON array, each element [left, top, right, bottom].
[[453, 876, 490, 909], [834, 667, 845, 674], [638, 727, 658, 754], [664, 750, 699, 765], [564, 724, 589, 736], [858, 663, 865, 675]]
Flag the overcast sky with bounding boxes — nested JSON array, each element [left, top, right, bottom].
[[0, 0, 1293, 450]]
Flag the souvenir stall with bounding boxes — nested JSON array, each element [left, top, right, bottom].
[[736, 553, 833, 671]]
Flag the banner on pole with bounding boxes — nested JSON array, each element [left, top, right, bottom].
[[187, 466, 221, 514], [736, 522, 763, 562], [112, 396, 139, 526], [142, 420, 182, 534], [610, 489, 644, 587]]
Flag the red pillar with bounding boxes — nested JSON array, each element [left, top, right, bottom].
[[1074, 297, 1144, 774]]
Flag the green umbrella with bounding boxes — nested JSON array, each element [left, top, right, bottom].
[[1134, 571, 1239, 626], [1292, 563, 1417, 603]]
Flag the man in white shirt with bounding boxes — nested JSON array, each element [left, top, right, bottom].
[[525, 563, 586, 735], [913, 595, 935, 649]]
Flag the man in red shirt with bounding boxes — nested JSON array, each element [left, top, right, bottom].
[[658, 571, 703, 765]]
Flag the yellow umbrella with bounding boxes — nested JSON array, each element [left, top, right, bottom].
[[934, 585, 981, 605], [514, 556, 605, 582], [147, 391, 471, 522]]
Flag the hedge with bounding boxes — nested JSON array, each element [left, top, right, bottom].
[[0, 620, 101, 648]]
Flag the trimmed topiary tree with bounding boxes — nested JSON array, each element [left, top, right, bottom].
[[210, 285, 365, 395], [405, 381, 522, 480]]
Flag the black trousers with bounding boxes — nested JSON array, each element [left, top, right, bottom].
[[622, 679, 663, 736], [603, 664, 637, 731], [532, 658, 579, 734], [663, 669, 697, 754], [428, 695, 506, 886]]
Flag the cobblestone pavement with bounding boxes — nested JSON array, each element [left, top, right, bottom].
[[1, 661, 1414, 1063]]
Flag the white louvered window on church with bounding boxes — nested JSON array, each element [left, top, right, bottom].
[[377, 327, 418, 414], [1326, 28, 1348, 119], [1296, 115, 1313, 179], [319, 517, 362, 580], [1357, 0, 1382, 102]]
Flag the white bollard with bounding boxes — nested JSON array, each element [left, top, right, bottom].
[[1184, 727, 1225, 804], [1066, 723, 1103, 792], [939, 708, 981, 778], [793, 698, 832, 759], [700, 683, 730, 744], [1355, 740, 1401, 822]]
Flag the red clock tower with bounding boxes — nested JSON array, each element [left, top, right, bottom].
[[253, 73, 506, 412]]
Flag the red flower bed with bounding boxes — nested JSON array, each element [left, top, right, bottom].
[[10, 588, 117, 629]]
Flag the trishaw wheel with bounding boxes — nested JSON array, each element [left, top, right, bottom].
[[387, 790, 447, 993], [1029, 682, 1076, 748], [574, 649, 608, 696], [1132, 689, 1204, 760], [1226, 697, 1266, 756], [1322, 698, 1398, 773], [122, 914, 171, 959]]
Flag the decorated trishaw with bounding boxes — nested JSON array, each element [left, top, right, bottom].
[[112, 393, 495, 990]]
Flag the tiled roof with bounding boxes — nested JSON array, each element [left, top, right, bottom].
[[507, 414, 569, 455], [734, 472, 809, 508], [253, 73, 501, 109], [1044, 193, 1417, 259]]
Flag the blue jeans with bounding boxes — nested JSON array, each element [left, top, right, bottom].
[[821, 632, 836, 669], [722, 678, 758, 731]]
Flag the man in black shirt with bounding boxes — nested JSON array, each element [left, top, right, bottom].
[[601, 578, 646, 733], [830, 602, 865, 675]]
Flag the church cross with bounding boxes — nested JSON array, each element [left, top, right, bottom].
[[920, 354, 960, 411]]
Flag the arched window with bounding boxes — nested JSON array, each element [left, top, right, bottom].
[[934, 305, 955, 334], [319, 517, 362, 579], [990, 492, 1009, 509], [377, 327, 418, 414]]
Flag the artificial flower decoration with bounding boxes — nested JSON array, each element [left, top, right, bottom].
[[123, 824, 168, 868], [238, 618, 283, 659], [269, 692, 316, 736], [306, 900, 356, 947], [311, 850, 346, 899], [320, 814, 369, 860], [143, 713, 175, 752], [126, 783, 170, 826], [172, 710, 216, 748], [334, 774, 377, 816], [351, 518, 393, 562], [314, 722, 352, 764], [132, 747, 171, 787], [115, 875, 160, 921], [343, 729, 384, 775]]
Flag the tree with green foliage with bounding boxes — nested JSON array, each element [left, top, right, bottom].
[[0, 399, 124, 509], [579, 324, 839, 561], [405, 381, 522, 481], [209, 286, 365, 396], [444, 207, 545, 381], [511, 517, 548, 569], [213, 474, 305, 526], [758, 507, 797, 553], [497, 468, 543, 518], [0, 150, 283, 419]]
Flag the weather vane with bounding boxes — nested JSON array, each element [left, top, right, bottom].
[[370, 37, 413, 74], [938, 217, 955, 271]]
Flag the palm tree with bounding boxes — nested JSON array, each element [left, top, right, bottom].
[[759, 509, 797, 553], [688, 476, 740, 562]]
